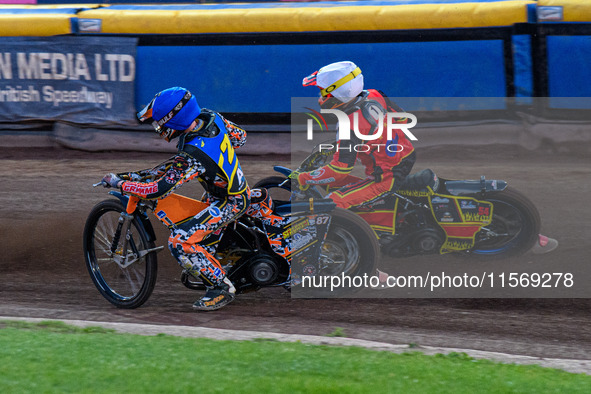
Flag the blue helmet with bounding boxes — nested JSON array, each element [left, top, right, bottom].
[[137, 87, 201, 141]]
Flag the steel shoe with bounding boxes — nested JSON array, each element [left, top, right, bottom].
[[193, 277, 236, 311]]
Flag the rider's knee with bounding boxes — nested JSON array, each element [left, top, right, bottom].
[[245, 188, 275, 218]]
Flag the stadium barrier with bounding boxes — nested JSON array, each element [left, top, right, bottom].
[[0, 0, 589, 151]]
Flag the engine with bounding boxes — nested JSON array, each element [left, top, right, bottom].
[[380, 227, 445, 258], [248, 255, 280, 285], [225, 253, 290, 293], [180, 253, 288, 294]]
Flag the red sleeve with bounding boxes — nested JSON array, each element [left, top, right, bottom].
[[298, 161, 353, 186], [298, 114, 362, 186], [298, 138, 358, 186]]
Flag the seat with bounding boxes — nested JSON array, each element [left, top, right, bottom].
[[397, 169, 439, 192]]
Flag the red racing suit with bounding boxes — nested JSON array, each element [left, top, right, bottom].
[[297, 89, 416, 208], [118, 109, 250, 287]]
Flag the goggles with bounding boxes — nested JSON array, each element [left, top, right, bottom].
[[137, 90, 193, 141], [303, 67, 362, 98]]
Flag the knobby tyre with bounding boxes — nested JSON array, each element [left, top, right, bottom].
[[468, 187, 541, 260], [298, 207, 380, 297], [83, 199, 158, 308], [255, 176, 380, 296]]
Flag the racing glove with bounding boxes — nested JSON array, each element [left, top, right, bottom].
[[119, 172, 143, 181], [288, 171, 309, 191], [101, 173, 123, 188]]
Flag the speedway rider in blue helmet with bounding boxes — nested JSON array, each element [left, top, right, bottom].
[[102, 87, 250, 311]]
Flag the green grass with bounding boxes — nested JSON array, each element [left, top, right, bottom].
[[325, 327, 346, 337], [0, 320, 590, 393]]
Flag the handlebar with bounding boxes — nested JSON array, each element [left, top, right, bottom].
[[93, 173, 154, 189]]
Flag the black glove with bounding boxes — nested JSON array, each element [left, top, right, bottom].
[[101, 173, 123, 188]]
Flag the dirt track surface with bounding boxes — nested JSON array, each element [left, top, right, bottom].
[[1, 145, 590, 363]]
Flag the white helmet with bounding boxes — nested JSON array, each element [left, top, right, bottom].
[[303, 61, 364, 108]]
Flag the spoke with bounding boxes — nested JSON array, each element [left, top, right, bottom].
[[96, 213, 118, 248], [119, 266, 139, 295], [473, 199, 526, 251], [93, 227, 114, 257], [96, 247, 112, 258], [96, 257, 115, 264], [88, 208, 153, 301], [105, 213, 117, 238], [131, 265, 146, 288], [94, 227, 113, 250], [118, 230, 146, 296]]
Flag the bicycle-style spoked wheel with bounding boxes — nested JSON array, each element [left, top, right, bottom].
[[467, 187, 541, 260], [83, 199, 158, 308]]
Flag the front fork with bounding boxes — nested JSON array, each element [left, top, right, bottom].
[[110, 195, 163, 268], [110, 212, 138, 267]]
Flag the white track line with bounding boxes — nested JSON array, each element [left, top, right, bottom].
[[2, 316, 590, 375]]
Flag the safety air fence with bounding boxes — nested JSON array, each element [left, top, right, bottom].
[[0, 0, 589, 143]]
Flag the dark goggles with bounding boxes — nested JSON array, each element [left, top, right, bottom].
[[137, 90, 193, 141]]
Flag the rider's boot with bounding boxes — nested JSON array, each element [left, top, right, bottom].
[[193, 277, 236, 311], [531, 234, 559, 255], [370, 269, 391, 290]]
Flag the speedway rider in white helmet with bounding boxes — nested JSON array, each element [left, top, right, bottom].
[[297, 61, 559, 255], [295, 61, 417, 210]]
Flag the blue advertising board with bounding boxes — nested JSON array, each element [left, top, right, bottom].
[[137, 39, 507, 114], [0, 36, 137, 126]]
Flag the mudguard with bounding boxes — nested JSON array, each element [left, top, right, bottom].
[[428, 193, 494, 253], [275, 199, 337, 216], [445, 177, 507, 196], [273, 166, 292, 177], [108, 191, 157, 242]]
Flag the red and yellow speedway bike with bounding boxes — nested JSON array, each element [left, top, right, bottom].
[[83, 180, 379, 308], [255, 147, 542, 261]]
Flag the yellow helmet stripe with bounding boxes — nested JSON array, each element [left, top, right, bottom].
[[320, 67, 361, 97]]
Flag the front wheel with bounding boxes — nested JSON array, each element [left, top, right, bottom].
[[83, 199, 158, 308], [254, 176, 292, 201], [467, 187, 541, 259]]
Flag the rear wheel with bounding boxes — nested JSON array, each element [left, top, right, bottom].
[[83, 199, 158, 308], [303, 208, 380, 297], [256, 176, 380, 296], [468, 187, 541, 259]]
